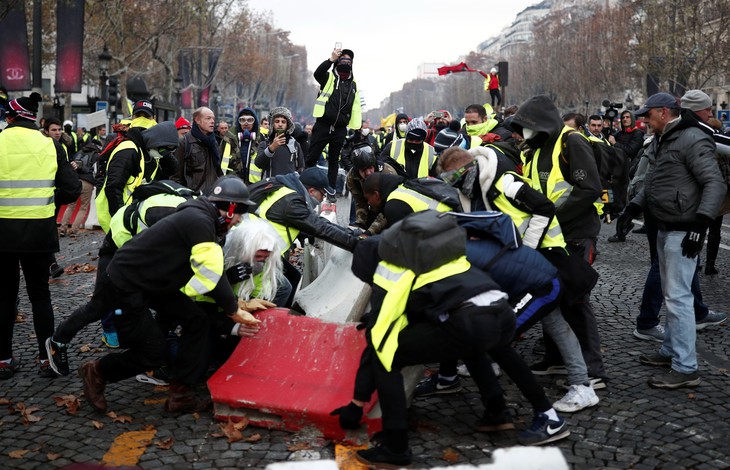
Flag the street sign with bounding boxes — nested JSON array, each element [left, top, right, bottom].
[[96, 100, 108, 112], [717, 110, 730, 126]]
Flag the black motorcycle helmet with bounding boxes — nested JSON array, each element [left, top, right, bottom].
[[207, 175, 257, 225], [351, 146, 377, 172]]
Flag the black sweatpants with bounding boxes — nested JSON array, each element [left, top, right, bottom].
[[305, 121, 347, 189]]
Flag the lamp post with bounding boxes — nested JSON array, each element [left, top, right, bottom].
[[98, 44, 112, 101], [212, 85, 221, 119], [174, 73, 183, 114]]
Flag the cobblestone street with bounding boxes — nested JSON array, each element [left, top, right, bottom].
[[1, 220, 729, 469]]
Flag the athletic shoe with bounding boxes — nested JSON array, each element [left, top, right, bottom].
[[530, 361, 568, 375], [45, 337, 70, 376], [518, 412, 570, 446], [639, 353, 671, 367], [456, 363, 471, 377], [355, 444, 412, 468], [38, 360, 56, 378], [648, 370, 700, 389], [0, 358, 20, 380], [50, 262, 64, 278], [135, 367, 170, 386], [696, 310, 727, 330], [475, 409, 516, 432], [633, 324, 665, 342], [556, 377, 606, 391], [553, 384, 599, 413], [414, 376, 461, 397], [101, 331, 120, 349]]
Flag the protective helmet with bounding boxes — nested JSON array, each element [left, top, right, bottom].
[[63, 120, 73, 128], [207, 175, 256, 212], [351, 146, 377, 171]]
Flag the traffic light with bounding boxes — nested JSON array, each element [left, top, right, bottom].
[[108, 76, 118, 105], [497, 61, 509, 87]]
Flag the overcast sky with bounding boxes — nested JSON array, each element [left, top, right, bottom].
[[244, 0, 540, 108]]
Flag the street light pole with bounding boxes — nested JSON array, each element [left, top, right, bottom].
[[174, 73, 183, 115], [98, 44, 112, 102]]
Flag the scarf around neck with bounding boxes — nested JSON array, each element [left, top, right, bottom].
[[192, 122, 221, 166]]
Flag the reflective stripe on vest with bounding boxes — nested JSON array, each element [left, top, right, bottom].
[[371, 256, 471, 372], [387, 185, 452, 213], [525, 126, 574, 210], [492, 171, 565, 249], [109, 194, 188, 248], [0, 127, 57, 219], [95, 140, 145, 232], [221, 140, 233, 174], [257, 186, 298, 253], [390, 139, 436, 178], [183, 241, 225, 297]]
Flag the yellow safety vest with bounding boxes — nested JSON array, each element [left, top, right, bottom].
[[0, 127, 58, 219], [96, 140, 145, 232], [312, 72, 362, 130], [220, 139, 233, 174], [183, 241, 225, 297], [371, 256, 471, 371], [109, 193, 188, 248], [492, 171, 565, 249], [390, 139, 436, 178], [387, 185, 452, 213], [257, 186, 299, 253]]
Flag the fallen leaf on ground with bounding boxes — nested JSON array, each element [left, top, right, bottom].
[[0, 398, 12, 405], [47, 453, 62, 461], [687, 393, 696, 400], [63, 263, 97, 274], [9, 449, 29, 459], [142, 424, 156, 431], [53, 395, 81, 415], [92, 420, 104, 429], [15, 403, 42, 425], [442, 448, 460, 463], [287, 442, 312, 452], [214, 418, 249, 443], [245, 433, 262, 442], [15, 313, 26, 323], [154, 437, 174, 450], [79, 344, 92, 353], [143, 398, 167, 405], [192, 412, 200, 421], [106, 411, 133, 423]]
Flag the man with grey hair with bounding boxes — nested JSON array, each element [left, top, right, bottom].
[[255, 107, 304, 178], [680, 89, 730, 276], [618, 92, 726, 389]]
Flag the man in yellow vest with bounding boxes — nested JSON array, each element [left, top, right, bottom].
[[379, 118, 438, 179], [306, 46, 362, 190], [234, 107, 264, 184], [0, 92, 81, 379], [512, 95, 609, 386]]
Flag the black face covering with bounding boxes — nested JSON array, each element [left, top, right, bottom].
[[336, 63, 352, 74], [525, 133, 549, 151], [404, 141, 422, 155], [435, 122, 447, 132]]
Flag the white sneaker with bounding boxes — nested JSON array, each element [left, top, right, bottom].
[[553, 384, 599, 413]]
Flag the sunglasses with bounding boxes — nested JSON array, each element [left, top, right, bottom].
[[238, 116, 255, 124]]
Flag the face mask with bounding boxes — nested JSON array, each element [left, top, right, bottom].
[[397, 123, 408, 133], [148, 149, 163, 161], [522, 128, 537, 140], [252, 261, 266, 275], [435, 122, 447, 131], [336, 63, 351, 74], [361, 128, 370, 137], [466, 121, 491, 136]]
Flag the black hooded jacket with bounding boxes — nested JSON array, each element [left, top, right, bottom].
[[512, 95, 602, 239]]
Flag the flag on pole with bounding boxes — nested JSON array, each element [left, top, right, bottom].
[[437, 62, 489, 79]]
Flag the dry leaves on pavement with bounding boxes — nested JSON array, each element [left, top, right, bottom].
[[53, 395, 81, 415], [106, 411, 133, 423], [13, 402, 42, 426], [154, 437, 175, 450], [442, 447, 460, 463], [9, 449, 30, 459], [63, 263, 97, 274], [91, 420, 104, 429], [212, 417, 250, 443]]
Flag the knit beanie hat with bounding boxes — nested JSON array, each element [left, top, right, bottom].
[[680, 90, 712, 112], [434, 125, 465, 154], [405, 117, 428, 141], [175, 116, 191, 130], [7, 92, 41, 121]]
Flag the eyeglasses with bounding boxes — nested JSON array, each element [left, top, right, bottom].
[[238, 116, 255, 124]]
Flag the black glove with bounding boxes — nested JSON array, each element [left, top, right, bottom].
[[681, 215, 711, 258], [615, 203, 641, 241], [225, 263, 253, 284], [330, 401, 363, 430]]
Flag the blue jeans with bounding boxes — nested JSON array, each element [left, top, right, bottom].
[[541, 309, 589, 386], [656, 230, 698, 373]]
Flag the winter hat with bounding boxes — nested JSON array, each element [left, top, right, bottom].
[[680, 90, 712, 112], [7, 92, 42, 121], [133, 100, 154, 117], [405, 117, 428, 141], [300, 167, 335, 196], [268, 106, 294, 134], [175, 116, 191, 130], [142, 121, 179, 149], [434, 121, 465, 154]]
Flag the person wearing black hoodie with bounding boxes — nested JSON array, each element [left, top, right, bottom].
[[609, 110, 644, 164], [381, 113, 410, 151], [511, 95, 609, 385], [306, 47, 362, 189], [235, 107, 264, 184]]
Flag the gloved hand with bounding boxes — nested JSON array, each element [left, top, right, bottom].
[[330, 401, 363, 430], [239, 299, 277, 311], [615, 203, 641, 241], [225, 263, 253, 284], [681, 215, 711, 258]]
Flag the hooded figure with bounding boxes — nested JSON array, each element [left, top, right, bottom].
[[382, 112, 410, 149], [141, 121, 179, 181], [255, 107, 305, 178], [612, 110, 644, 162], [235, 107, 262, 183]]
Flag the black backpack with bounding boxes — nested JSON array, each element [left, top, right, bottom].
[[402, 177, 463, 212], [378, 210, 465, 275]]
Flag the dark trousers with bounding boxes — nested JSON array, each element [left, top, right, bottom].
[[706, 215, 723, 266], [305, 121, 347, 188], [0, 253, 55, 361], [372, 302, 537, 435], [544, 237, 607, 379], [490, 89, 502, 107]]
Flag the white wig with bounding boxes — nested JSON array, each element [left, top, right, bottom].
[[223, 217, 285, 301]]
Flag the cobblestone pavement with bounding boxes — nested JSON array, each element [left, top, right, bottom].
[[1, 219, 729, 469]]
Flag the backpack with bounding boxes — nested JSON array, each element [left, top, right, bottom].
[[247, 172, 312, 206], [378, 210, 465, 275], [96, 134, 125, 184], [130, 179, 196, 202], [402, 177, 463, 211]]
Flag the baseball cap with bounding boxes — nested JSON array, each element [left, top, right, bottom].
[[634, 93, 679, 117], [299, 167, 335, 196], [133, 100, 154, 117]]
